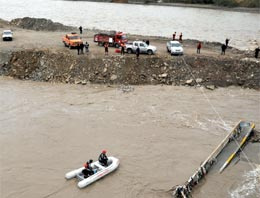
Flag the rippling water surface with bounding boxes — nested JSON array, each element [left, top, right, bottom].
[[230, 166, 260, 198], [0, 0, 259, 49], [0, 77, 259, 198]]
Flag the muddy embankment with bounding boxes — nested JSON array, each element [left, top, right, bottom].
[[0, 49, 259, 89], [9, 17, 75, 31]]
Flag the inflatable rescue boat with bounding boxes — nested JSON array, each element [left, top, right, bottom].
[[65, 156, 119, 188]]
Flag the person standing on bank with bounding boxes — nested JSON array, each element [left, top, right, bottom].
[[85, 41, 89, 53], [221, 44, 227, 55], [80, 43, 84, 54], [197, 42, 202, 54], [77, 43, 80, 55], [225, 38, 230, 47], [179, 33, 183, 42], [172, 32, 176, 40], [121, 43, 125, 55], [136, 46, 140, 60], [79, 26, 83, 34], [255, 47, 260, 58], [104, 43, 109, 56]]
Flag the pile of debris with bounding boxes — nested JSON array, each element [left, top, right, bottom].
[[0, 49, 259, 89], [250, 130, 260, 143], [10, 17, 74, 31]]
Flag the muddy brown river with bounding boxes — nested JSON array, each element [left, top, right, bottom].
[[0, 77, 259, 197]]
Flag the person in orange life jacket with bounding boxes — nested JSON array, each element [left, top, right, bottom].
[[99, 150, 108, 166]]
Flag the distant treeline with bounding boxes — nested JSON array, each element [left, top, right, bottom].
[[162, 0, 260, 7]]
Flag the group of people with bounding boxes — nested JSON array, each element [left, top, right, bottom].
[[82, 150, 109, 178], [196, 38, 231, 55], [77, 41, 89, 55], [104, 42, 140, 59], [220, 38, 230, 55], [172, 32, 183, 42]]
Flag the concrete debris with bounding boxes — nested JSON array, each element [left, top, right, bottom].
[[110, 74, 118, 81], [206, 85, 216, 90], [186, 79, 193, 85], [196, 78, 203, 83]]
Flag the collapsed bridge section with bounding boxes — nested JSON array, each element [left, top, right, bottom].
[[172, 121, 255, 198]]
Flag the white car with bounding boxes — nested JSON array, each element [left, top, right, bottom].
[[2, 30, 13, 41], [126, 41, 157, 55], [167, 41, 183, 55]]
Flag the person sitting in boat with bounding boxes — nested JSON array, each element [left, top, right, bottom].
[[82, 159, 94, 178], [98, 150, 108, 166]]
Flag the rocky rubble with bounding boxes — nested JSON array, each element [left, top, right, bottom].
[[10, 17, 74, 31], [0, 49, 259, 89]]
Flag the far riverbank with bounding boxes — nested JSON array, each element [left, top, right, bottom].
[[66, 0, 260, 13]]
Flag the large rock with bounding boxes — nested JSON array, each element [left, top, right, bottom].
[[110, 74, 118, 81]]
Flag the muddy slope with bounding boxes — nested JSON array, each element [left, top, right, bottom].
[[0, 50, 259, 89], [10, 17, 74, 31]]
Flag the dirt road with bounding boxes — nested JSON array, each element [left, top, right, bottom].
[[0, 18, 246, 59]]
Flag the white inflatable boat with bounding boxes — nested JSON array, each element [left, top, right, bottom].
[[65, 156, 119, 188]]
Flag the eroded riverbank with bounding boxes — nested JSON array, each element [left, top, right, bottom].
[[1, 49, 259, 89]]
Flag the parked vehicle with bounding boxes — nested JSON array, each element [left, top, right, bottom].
[[94, 31, 127, 48], [2, 30, 13, 41], [62, 32, 83, 49], [126, 41, 157, 55], [167, 41, 183, 55]]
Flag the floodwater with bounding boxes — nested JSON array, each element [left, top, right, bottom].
[[0, 0, 259, 50], [0, 77, 259, 198]]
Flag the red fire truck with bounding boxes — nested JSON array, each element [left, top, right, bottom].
[[94, 31, 127, 48]]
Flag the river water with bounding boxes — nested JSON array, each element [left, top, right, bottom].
[[0, 0, 259, 49], [0, 77, 259, 198]]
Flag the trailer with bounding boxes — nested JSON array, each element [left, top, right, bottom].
[[94, 31, 127, 48]]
